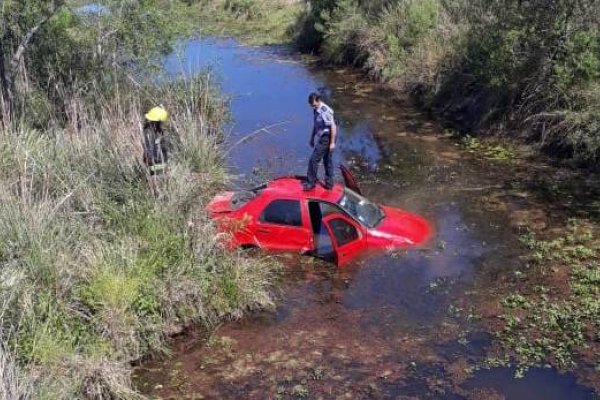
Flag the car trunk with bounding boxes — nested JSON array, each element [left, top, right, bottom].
[[207, 192, 235, 216]]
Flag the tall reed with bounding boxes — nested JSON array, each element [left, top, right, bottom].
[[0, 72, 279, 399]]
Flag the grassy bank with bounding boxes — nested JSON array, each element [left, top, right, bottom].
[[0, 76, 280, 400], [171, 0, 304, 45], [1, 1, 280, 398]]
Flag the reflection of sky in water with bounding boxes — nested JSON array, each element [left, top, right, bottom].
[[464, 367, 597, 400], [76, 3, 109, 16], [163, 38, 383, 179]]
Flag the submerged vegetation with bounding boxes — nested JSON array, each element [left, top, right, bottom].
[[461, 135, 516, 162], [0, 1, 278, 398], [485, 222, 600, 377]]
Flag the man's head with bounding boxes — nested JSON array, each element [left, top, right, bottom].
[[308, 92, 322, 109]]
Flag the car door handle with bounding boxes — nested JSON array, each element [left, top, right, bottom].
[[258, 228, 270, 234]]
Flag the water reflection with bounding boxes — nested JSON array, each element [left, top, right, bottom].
[[464, 367, 598, 400], [76, 3, 109, 16], [163, 38, 383, 179]]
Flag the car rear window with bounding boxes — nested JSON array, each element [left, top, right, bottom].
[[260, 200, 302, 227], [231, 191, 256, 210]]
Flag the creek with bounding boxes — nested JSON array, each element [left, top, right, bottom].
[[134, 38, 597, 400]]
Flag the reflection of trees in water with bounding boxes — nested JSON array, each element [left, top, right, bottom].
[[335, 121, 383, 173]]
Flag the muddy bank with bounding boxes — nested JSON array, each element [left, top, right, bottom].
[[134, 38, 600, 399]]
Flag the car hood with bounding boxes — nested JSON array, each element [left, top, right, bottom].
[[369, 206, 432, 246]]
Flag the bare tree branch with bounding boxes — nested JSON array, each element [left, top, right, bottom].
[[9, 14, 53, 80], [2, 3, 64, 117]]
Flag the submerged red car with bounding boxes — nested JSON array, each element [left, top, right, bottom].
[[208, 168, 432, 266]]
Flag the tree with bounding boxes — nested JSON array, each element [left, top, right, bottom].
[[0, 0, 66, 119], [0, 0, 177, 126]]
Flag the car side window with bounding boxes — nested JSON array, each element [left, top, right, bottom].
[[329, 218, 359, 246], [260, 200, 303, 227], [309, 201, 348, 219], [320, 202, 342, 217]]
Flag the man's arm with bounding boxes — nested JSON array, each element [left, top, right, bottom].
[[329, 122, 337, 150], [323, 108, 336, 151]]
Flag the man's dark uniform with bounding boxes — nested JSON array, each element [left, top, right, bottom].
[[142, 123, 168, 175]]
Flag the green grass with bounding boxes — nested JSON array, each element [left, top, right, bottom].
[[0, 2, 282, 398], [171, 0, 304, 45]]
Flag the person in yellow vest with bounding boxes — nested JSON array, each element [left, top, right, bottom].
[[142, 106, 169, 175]]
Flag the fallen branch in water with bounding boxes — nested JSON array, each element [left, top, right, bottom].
[[228, 120, 292, 152], [451, 185, 505, 192]]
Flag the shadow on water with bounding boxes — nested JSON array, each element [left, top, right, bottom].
[[134, 38, 597, 399]]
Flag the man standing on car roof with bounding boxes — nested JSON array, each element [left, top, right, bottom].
[[304, 92, 337, 191]]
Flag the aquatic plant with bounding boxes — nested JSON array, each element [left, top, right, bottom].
[[491, 221, 600, 376]]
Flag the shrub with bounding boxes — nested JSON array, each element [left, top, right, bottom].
[[320, 0, 369, 65], [224, 0, 265, 19]]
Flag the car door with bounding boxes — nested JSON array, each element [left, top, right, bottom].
[[254, 198, 312, 252], [340, 165, 362, 195], [323, 213, 368, 266]]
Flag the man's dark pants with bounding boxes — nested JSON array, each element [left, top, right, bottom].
[[307, 134, 333, 188]]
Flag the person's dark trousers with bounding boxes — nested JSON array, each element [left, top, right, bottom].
[[307, 134, 333, 188]]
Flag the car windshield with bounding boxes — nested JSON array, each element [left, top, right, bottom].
[[337, 188, 385, 228]]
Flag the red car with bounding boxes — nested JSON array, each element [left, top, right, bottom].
[[208, 168, 432, 266]]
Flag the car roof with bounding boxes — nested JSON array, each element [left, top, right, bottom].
[[264, 176, 345, 203]]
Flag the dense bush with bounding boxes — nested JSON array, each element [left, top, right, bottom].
[[295, 0, 600, 164], [1, 0, 177, 128]]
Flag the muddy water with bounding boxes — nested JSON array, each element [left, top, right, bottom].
[[135, 39, 598, 399]]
